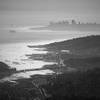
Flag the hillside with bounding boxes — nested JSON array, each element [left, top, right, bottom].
[[0, 62, 16, 79], [43, 35, 100, 56]]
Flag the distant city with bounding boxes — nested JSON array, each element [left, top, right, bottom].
[[30, 19, 100, 31], [49, 19, 98, 25]]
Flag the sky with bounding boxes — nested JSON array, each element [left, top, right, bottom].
[[0, 0, 100, 25]]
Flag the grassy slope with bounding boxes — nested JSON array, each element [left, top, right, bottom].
[[43, 68, 100, 100], [44, 35, 100, 56]]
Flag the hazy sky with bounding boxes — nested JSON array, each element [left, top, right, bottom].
[[0, 0, 100, 25]]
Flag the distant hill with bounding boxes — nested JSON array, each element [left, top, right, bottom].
[[43, 35, 100, 56], [0, 62, 16, 79], [0, 62, 11, 72]]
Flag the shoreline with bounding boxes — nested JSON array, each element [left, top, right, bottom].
[[0, 35, 100, 99]]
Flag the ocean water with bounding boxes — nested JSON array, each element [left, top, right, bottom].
[[0, 25, 100, 82], [0, 42, 55, 71], [0, 42, 56, 82]]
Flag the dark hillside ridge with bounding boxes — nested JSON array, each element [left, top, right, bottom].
[[43, 35, 100, 56], [28, 35, 100, 56], [44, 35, 100, 49], [0, 62, 11, 72], [0, 62, 16, 79]]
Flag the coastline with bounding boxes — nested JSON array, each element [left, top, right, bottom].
[[0, 35, 100, 100]]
